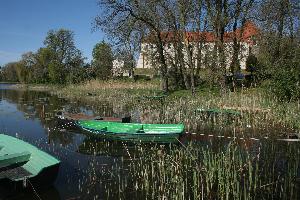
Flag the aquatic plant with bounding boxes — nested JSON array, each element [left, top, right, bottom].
[[90, 140, 299, 199], [49, 80, 300, 137]]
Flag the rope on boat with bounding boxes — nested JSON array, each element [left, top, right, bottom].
[[187, 132, 300, 142], [121, 142, 133, 161], [44, 116, 300, 143], [188, 132, 267, 141], [27, 178, 42, 200]]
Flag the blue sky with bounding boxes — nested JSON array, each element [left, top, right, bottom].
[[0, 0, 105, 66]]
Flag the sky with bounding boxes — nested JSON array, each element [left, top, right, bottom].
[[0, 0, 105, 66]]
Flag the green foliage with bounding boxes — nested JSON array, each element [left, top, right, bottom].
[[0, 62, 19, 82], [1, 29, 86, 84], [32, 48, 53, 83], [48, 62, 64, 84], [134, 68, 156, 76], [0, 66, 2, 82], [44, 29, 85, 84], [92, 41, 113, 79], [257, 35, 300, 101], [14, 62, 28, 83], [245, 53, 258, 73], [66, 66, 88, 84], [270, 61, 300, 101]]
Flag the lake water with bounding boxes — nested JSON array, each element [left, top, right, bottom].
[[0, 84, 129, 199], [0, 83, 299, 199]]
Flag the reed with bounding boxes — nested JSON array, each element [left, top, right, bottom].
[[9, 80, 300, 199], [84, 140, 299, 199], [50, 80, 300, 136]]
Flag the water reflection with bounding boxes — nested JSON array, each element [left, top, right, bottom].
[[0, 85, 127, 199], [0, 84, 299, 199], [0, 185, 61, 200], [78, 136, 132, 157]]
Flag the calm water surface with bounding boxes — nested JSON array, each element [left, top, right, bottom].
[[0, 83, 299, 199], [0, 84, 130, 199]]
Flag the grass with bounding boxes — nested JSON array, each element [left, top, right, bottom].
[[33, 79, 300, 137]]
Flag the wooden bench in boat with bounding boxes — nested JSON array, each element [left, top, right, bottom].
[[0, 151, 31, 171]]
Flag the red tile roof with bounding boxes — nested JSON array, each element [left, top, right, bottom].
[[143, 21, 259, 45]]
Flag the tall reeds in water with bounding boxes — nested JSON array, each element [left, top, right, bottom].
[[99, 140, 299, 199], [53, 80, 300, 136]]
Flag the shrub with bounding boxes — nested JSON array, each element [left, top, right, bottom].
[[271, 64, 300, 101]]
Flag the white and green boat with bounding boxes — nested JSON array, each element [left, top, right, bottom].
[[0, 134, 60, 187]]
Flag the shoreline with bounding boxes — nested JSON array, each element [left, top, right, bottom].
[[8, 83, 59, 92], [13, 80, 300, 134]]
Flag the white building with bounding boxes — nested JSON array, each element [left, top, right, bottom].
[[136, 21, 259, 71]]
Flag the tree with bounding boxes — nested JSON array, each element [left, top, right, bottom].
[[17, 52, 36, 83], [32, 48, 54, 83], [254, 0, 300, 100], [114, 45, 136, 77], [0, 66, 2, 82], [95, 0, 170, 93], [92, 41, 113, 79], [44, 29, 85, 83], [1, 62, 19, 82]]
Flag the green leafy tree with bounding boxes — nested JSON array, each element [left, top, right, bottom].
[[1, 62, 19, 82], [255, 0, 300, 100], [32, 48, 54, 83], [44, 29, 85, 83], [14, 62, 27, 83], [95, 0, 170, 92], [246, 54, 258, 74], [17, 52, 36, 83], [92, 41, 113, 79], [268, 41, 300, 101], [48, 61, 64, 84], [0, 66, 2, 82]]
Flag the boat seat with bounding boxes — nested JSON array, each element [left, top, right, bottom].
[[100, 127, 108, 132], [137, 125, 145, 133], [94, 117, 103, 120], [121, 126, 142, 134], [0, 166, 32, 180], [0, 151, 31, 171]]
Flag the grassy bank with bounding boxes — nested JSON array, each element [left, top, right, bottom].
[[19, 79, 300, 136]]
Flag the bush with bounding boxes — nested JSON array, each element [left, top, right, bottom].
[[271, 66, 300, 101], [256, 36, 300, 101], [133, 75, 151, 81], [245, 54, 258, 73]]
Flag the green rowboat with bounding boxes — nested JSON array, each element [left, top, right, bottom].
[[0, 134, 60, 187], [76, 120, 185, 143]]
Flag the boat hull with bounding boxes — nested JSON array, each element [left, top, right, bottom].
[[0, 134, 60, 189], [77, 120, 185, 143], [83, 129, 181, 143], [0, 163, 60, 190]]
